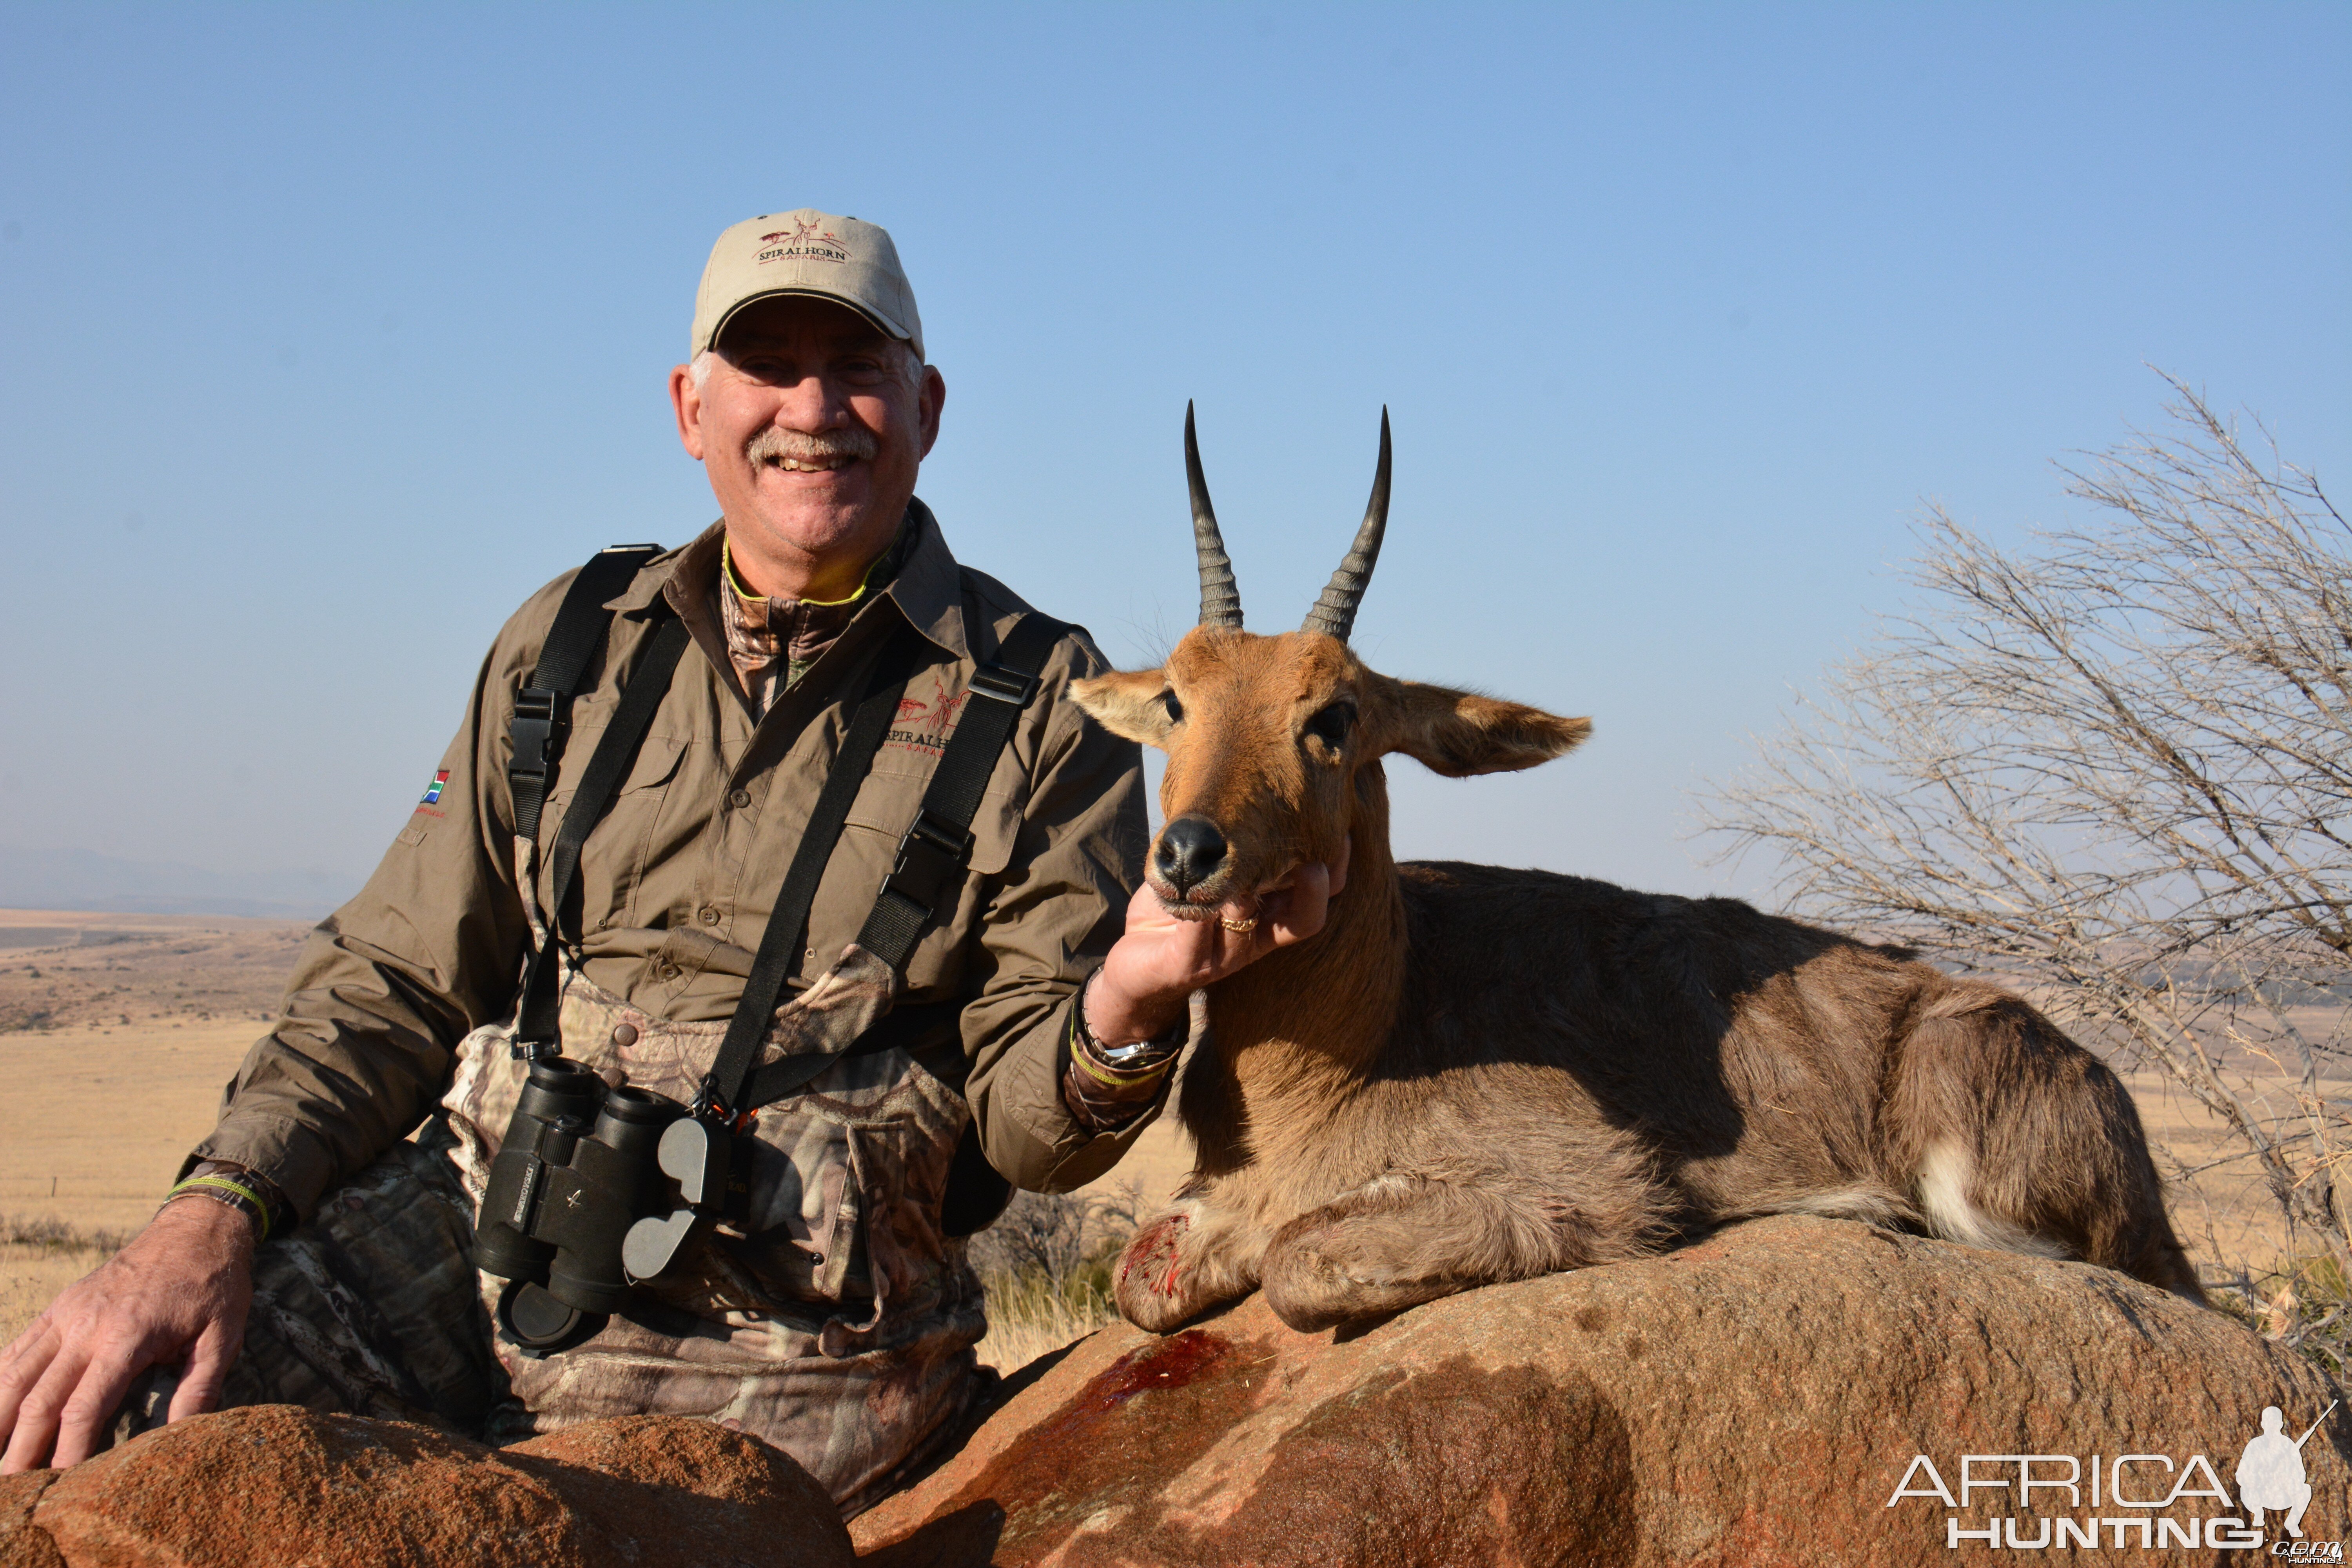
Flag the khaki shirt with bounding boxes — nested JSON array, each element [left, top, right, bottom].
[[194, 504, 1163, 1218]]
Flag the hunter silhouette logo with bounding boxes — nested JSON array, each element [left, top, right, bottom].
[[755, 216, 849, 265], [2239, 1401, 2336, 1540]]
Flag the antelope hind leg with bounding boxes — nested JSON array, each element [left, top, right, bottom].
[[1112, 1193, 1268, 1334], [1891, 986, 2206, 1301], [1261, 1167, 1675, 1334]]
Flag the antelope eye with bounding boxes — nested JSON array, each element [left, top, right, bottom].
[[1304, 700, 1356, 750], [1162, 690, 1184, 724]]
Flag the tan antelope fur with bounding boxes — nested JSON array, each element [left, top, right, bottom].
[[1069, 407, 2203, 1336]]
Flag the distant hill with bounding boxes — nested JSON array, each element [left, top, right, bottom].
[[0, 844, 358, 921]]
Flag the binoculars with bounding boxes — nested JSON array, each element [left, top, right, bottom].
[[473, 1057, 735, 1353]]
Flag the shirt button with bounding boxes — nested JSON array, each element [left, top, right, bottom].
[[610, 1022, 639, 1048], [657, 962, 682, 982], [698, 906, 721, 926], [727, 788, 752, 809]]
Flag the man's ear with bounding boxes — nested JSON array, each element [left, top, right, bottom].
[[669, 363, 707, 460], [1069, 668, 1177, 748], [1378, 677, 1592, 777]]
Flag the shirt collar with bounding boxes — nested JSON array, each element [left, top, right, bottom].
[[626, 499, 968, 660]]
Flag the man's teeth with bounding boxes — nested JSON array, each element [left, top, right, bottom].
[[769, 456, 849, 471]]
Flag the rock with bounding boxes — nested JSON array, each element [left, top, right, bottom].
[[20, 1406, 853, 1568], [851, 1216, 2350, 1567], [503, 1416, 852, 1566], [0, 1470, 64, 1568]]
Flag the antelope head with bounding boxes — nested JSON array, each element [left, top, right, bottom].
[[1071, 406, 1592, 924]]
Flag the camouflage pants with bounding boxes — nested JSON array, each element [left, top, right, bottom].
[[123, 950, 1000, 1517]]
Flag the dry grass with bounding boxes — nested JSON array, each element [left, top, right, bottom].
[[975, 1272, 1124, 1375], [0, 1017, 263, 1237], [0, 910, 293, 1237], [969, 1183, 1144, 1374], [0, 1216, 130, 1345]]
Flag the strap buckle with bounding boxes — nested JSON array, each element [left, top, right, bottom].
[[509, 686, 563, 786], [967, 663, 1040, 709], [887, 809, 976, 913]]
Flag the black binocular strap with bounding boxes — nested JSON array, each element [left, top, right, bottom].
[[513, 612, 691, 1054], [854, 612, 1061, 973], [693, 629, 924, 1117], [509, 544, 664, 846], [710, 608, 1066, 1118]]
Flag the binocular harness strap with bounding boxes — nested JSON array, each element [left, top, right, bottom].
[[513, 611, 691, 1054], [501, 542, 1067, 1122], [508, 544, 665, 848], [711, 608, 1063, 1118], [691, 628, 926, 1117]]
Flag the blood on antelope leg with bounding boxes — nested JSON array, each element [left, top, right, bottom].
[[1119, 1211, 1188, 1298]]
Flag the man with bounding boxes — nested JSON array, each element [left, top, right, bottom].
[[0, 210, 1339, 1511]]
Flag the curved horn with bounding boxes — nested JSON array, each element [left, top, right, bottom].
[[1187, 401, 1243, 628], [1301, 408, 1390, 642]]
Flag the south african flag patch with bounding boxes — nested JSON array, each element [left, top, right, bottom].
[[421, 769, 450, 805]]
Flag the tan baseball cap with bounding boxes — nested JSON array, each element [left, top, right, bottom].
[[689, 209, 925, 361]]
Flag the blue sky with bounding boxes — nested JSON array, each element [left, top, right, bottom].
[[0, 2, 2344, 908]]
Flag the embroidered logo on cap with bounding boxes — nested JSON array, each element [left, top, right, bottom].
[[756, 216, 849, 266]]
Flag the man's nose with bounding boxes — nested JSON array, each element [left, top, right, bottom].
[[770, 372, 851, 430], [1154, 815, 1229, 896]]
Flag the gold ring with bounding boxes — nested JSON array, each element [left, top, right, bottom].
[[1219, 916, 1259, 934]]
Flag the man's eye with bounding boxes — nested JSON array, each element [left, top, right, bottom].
[[1304, 701, 1355, 749], [1161, 690, 1183, 723]]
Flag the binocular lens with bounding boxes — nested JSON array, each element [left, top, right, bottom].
[[497, 1279, 604, 1356]]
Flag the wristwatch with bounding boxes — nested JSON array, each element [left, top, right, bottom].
[[1075, 972, 1185, 1072]]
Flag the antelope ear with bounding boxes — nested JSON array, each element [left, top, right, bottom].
[[1380, 679, 1591, 777], [1070, 668, 1178, 748]]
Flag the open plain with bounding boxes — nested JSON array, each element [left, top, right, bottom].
[[0, 904, 2307, 1357]]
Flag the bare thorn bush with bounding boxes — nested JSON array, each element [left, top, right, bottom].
[[1698, 373, 2350, 1356]]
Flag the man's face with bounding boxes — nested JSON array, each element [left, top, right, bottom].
[[670, 296, 945, 593]]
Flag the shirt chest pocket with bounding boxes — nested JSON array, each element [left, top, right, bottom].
[[544, 731, 689, 933], [818, 773, 1024, 995]]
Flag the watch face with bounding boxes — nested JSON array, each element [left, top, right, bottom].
[[1098, 1040, 1175, 1069]]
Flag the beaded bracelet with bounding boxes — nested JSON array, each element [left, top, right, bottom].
[[159, 1167, 285, 1242]]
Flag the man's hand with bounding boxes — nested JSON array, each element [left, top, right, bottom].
[[1087, 838, 1352, 1045], [0, 1196, 255, 1472]]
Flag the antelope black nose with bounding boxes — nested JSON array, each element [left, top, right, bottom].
[[1154, 815, 1229, 896]]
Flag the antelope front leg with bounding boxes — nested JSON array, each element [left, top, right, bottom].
[[1112, 1194, 1265, 1334], [1259, 1170, 1665, 1333]]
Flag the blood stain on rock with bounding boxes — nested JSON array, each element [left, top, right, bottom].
[[1067, 1357, 1638, 1568], [936, 1328, 1266, 1561]]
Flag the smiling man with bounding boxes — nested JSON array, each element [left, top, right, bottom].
[[0, 210, 1339, 1511]]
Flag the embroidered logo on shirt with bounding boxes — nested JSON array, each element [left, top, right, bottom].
[[886, 675, 969, 758], [420, 769, 450, 806]]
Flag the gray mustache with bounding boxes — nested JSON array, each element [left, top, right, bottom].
[[746, 426, 877, 466]]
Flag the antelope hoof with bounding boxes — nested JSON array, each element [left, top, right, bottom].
[[1261, 1238, 1461, 1334]]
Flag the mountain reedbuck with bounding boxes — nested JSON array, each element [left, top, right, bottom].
[[1069, 408, 2203, 1335]]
